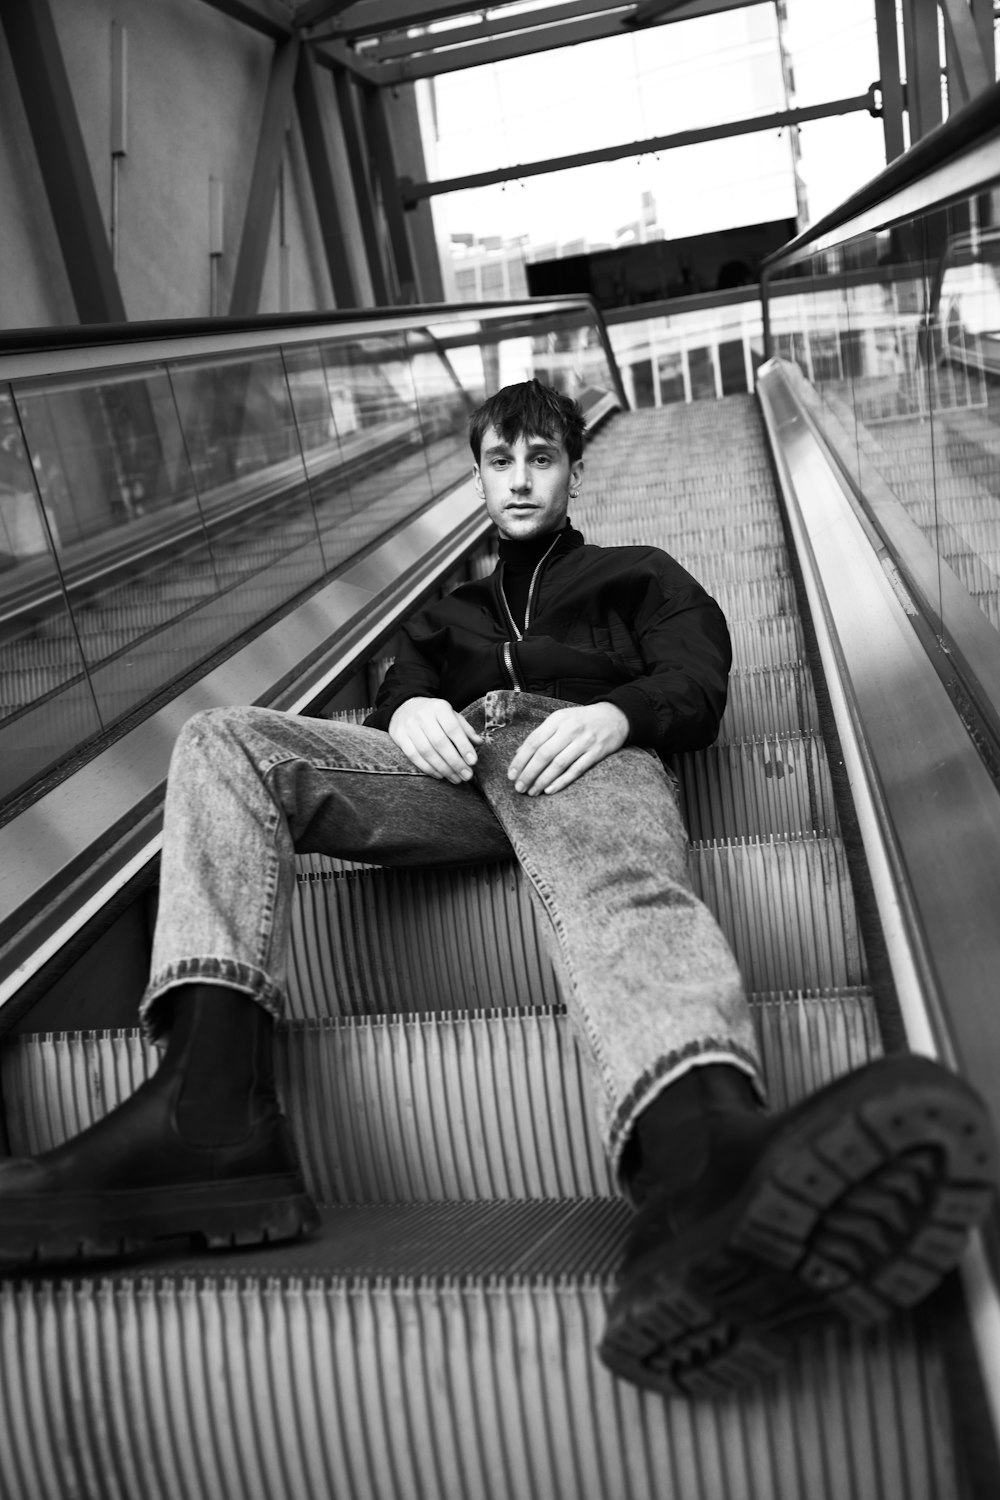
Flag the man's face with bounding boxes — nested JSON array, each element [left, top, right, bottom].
[[473, 425, 583, 541]]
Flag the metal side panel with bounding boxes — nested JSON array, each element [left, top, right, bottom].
[[2, 990, 880, 1206], [0, 479, 489, 1013], [0, 1251, 959, 1500]]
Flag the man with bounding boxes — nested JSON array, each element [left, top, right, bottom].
[[0, 381, 993, 1398]]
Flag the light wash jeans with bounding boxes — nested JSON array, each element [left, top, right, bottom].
[[142, 692, 762, 1178]]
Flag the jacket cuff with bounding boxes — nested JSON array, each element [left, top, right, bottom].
[[362, 691, 426, 732], [601, 685, 659, 747]]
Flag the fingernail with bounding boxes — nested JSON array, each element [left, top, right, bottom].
[[514, 780, 525, 793]]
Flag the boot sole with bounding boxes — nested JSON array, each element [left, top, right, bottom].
[[599, 1056, 997, 1397], [0, 1173, 321, 1269]]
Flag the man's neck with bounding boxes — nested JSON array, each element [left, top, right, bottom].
[[498, 523, 569, 566]]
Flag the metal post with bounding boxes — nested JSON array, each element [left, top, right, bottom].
[[294, 47, 359, 308], [332, 66, 390, 304], [363, 85, 417, 303], [873, 0, 906, 160], [0, 0, 127, 323], [230, 35, 300, 317], [900, 0, 944, 142]]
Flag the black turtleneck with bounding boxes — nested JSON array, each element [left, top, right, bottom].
[[498, 524, 567, 631]]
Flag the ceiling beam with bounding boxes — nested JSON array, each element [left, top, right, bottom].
[[374, 12, 659, 78], [361, 0, 630, 61], [400, 92, 878, 202], [318, 0, 760, 43], [196, 0, 294, 39], [294, 0, 359, 25], [312, 35, 382, 82]]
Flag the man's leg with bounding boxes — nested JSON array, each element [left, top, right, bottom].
[[467, 692, 997, 1396], [0, 706, 510, 1266]]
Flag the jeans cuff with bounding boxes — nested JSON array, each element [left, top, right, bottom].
[[607, 1039, 766, 1185], [139, 958, 285, 1044]]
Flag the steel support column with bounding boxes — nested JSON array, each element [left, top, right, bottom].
[[940, 0, 992, 108], [332, 68, 390, 304], [900, 0, 944, 141], [363, 86, 417, 303], [294, 47, 359, 308], [230, 36, 301, 316], [0, 0, 126, 324], [874, 0, 906, 160]]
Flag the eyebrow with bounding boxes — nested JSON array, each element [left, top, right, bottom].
[[482, 436, 561, 457]]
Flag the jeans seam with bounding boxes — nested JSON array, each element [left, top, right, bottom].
[[500, 833, 616, 1106]]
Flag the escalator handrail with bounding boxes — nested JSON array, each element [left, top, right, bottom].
[[0, 294, 628, 411], [761, 77, 1000, 274]]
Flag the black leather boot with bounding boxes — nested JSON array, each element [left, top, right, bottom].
[[600, 1055, 997, 1398], [0, 985, 319, 1269]]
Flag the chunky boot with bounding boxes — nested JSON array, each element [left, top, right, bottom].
[[0, 985, 319, 1269], [600, 1055, 997, 1398]]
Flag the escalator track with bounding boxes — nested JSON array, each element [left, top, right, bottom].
[[0, 396, 978, 1500]]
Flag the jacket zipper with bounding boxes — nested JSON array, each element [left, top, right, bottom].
[[498, 534, 560, 692]]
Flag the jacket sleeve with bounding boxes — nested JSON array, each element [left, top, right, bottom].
[[362, 614, 447, 731], [599, 563, 732, 755]]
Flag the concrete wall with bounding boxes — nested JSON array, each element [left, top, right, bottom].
[[0, 0, 405, 328]]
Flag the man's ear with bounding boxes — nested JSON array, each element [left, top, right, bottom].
[[473, 463, 484, 498], [570, 457, 584, 492]]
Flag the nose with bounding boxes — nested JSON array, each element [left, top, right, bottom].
[[510, 464, 531, 494]]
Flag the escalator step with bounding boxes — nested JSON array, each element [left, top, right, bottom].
[[720, 663, 819, 740], [0, 1233, 955, 1500], [672, 732, 836, 840], [282, 825, 860, 1021], [2, 989, 880, 1208], [689, 835, 864, 993]]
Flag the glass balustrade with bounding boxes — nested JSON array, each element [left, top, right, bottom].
[[764, 186, 1000, 656], [0, 299, 619, 810]]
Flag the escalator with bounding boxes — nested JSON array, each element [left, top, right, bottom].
[[0, 392, 988, 1500], [3, 86, 1000, 1494]]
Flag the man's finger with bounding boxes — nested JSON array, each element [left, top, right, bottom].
[[507, 719, 560, 781], [512, 731, 579, 793]]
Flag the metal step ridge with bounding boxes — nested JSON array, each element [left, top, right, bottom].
[[0, 1222, 954, 1500], [2, 988, 880, 1205], [284, 830, 864, 1021], [580, 539, 792, 584], [720, 661, 820, 741]]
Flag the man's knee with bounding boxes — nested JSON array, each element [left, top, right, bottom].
[[171, 705, 279, 771]]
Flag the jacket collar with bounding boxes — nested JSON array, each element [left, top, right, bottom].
[[496, 521, 585, 567]]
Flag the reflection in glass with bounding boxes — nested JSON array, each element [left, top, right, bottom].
[[0, 385, 103, 802], [764, 185, 1000, 643], [0, 301, 623, 809], [310, 337, 430, 572], [408, 328, 476, 497], [607, 299, 761, 409]]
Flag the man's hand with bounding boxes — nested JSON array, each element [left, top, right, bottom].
[[507, 702, 629, 796], [389, 697, 483, 783]]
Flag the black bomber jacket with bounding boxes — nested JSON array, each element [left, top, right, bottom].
[[363, 523, 732, 757]]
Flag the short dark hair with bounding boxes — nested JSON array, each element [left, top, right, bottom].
[[468, 380, 585, 464]]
